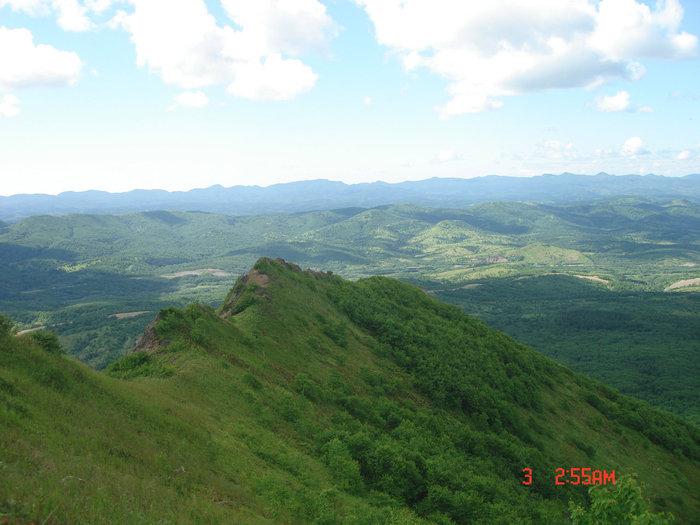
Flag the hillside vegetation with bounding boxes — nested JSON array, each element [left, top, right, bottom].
[[1, 259, 698, 524], [0, 199, 698, 426], [426, 275, 700, 425]]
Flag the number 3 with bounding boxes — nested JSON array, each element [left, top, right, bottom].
[[523, 468, 532, 485]]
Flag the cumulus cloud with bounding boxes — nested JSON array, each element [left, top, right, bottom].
[[621, 136, 648, 156], [226, 53, 316, 101], [221, 0, 336, 57], [355, 0, 698, 117], [114, 0, 334, 101], [593, 90, 656, 112], [0, 93, 20, 117], [168, 90, 209, 111], [0, 26, 82, 91], [589, 0, 697, 60], [595, 90, 630, 111], [675, 150, 692, 160]]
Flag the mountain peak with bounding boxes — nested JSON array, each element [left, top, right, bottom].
[[219, 258, 333, 318]]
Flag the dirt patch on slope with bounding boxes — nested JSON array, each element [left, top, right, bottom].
[[665, 277, 700, 291], [573, 274, 609, 283], [516, 273, 608, 283], [161, 268, 232, 279], [16, 326, 46, 335], [246, 269, 270, 288], [109, 311, 151, 319]]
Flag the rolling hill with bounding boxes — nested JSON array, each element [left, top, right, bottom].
[[1, 258, 698, 524]]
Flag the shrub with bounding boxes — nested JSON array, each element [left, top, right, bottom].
[[569, 474, 674, 524], [26, 330, 65, 354], [0, 314, 14, 337]]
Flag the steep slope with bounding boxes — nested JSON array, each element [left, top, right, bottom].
[[1, 258, 699, 524]]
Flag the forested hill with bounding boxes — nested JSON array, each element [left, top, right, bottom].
[[2, 172, 699, 222], [1, 258, 698, 523]]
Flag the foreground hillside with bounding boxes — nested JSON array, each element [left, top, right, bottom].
[[1, 258, 698, 523]]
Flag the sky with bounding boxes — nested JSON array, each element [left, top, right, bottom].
[[0, 0, 699, 196]]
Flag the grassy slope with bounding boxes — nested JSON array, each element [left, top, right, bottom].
[[1, 258, 698, 524]]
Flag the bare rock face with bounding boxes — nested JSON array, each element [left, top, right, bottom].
[[131, 315, 170, 354]]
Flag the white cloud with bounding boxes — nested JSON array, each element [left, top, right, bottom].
[[0, 0, 49, 15], [675, 150, 692, 160], [538, 140, 577, 160], [84, 0, 114, 14], [593, 90, 655, 113], [226, 54, 316, 101], [595, 90, 630, 112], [220, 0, 336, 57], [363, 96, 372, 105], [0, 26, 82, 91], [435, 149, 456, 162], [169, 90, 209, 111], [0, 0, 92, 31], [621, 136, 648, 157], [0, 93, 20, 117], [115, 0, 333, 101], [53, 0, 92, 31], [355, 0, 698, 117], [589, 0, 697, 60]]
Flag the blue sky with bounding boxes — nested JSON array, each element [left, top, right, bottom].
[[0, 0, 698, 195]]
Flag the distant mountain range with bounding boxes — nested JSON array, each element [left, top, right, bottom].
[[2, 172, 699, 222]]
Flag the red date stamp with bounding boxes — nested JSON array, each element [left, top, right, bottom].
[[522, 468, 615, 486]]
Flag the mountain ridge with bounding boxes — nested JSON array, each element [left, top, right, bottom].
[[1, 257, 698, 523], [2, 173, 700, 222]]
